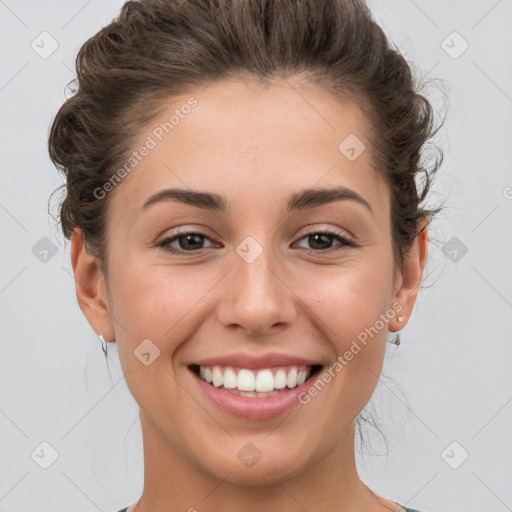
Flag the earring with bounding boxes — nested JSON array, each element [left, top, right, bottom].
[[388, 333, 401, 346], [387, 307, 403, 345], [98, 334, 108, 356]]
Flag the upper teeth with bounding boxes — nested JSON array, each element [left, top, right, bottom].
[[198, 365, 312, 392]]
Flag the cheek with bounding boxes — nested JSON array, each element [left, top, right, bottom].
[[294, 264, 392, 428], [107, 264, 209, 421], [296, 256, 394, 408], [303, 257, 393, 343], [108, 262, 220, 356]]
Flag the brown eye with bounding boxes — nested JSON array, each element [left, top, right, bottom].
[[158, 232, 215, 254], [294, 230, 355, 254]]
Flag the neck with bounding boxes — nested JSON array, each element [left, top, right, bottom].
[[132, 410, 391, 512]]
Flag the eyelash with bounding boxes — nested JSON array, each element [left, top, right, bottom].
[[157, 229, 355, 256]]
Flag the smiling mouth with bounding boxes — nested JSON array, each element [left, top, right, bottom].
[[188, 364, 323, 397]]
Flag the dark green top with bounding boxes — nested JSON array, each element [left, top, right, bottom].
[[117, 502, 425, 511]]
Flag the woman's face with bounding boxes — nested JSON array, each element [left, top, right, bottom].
[[73, 77, 426, 484]]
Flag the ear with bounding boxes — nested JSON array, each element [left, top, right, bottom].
[[70, 227, 115, 343], [389, 219, 429, 332]]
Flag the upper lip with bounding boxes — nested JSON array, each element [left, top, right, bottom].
[[190, 352, 323, 369]]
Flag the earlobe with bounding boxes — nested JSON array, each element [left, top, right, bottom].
[[390, 220, 429, 331], [70, 228, 115, 341]]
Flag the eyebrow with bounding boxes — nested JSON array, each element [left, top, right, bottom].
[[140, 185, 373, 216]]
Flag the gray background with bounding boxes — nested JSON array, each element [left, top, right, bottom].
[[1, 1, 511, 511]]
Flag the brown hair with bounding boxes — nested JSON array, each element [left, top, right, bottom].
[[48, 0, 445, 273]]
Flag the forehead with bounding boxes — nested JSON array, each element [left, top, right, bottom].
[[108, 77, 389, 223]]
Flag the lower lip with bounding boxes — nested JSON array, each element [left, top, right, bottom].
[[190, 369, 320, 420]]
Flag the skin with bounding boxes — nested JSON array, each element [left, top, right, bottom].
[[70, 77, 428, 512]]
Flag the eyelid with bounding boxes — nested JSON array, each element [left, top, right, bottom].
[[298, 225, 352, 240]]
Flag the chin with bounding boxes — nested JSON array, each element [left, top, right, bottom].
[[193, 434, 319, 486]]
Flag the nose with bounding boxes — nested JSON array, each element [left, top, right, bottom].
[[216, 244, 297, 337]]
